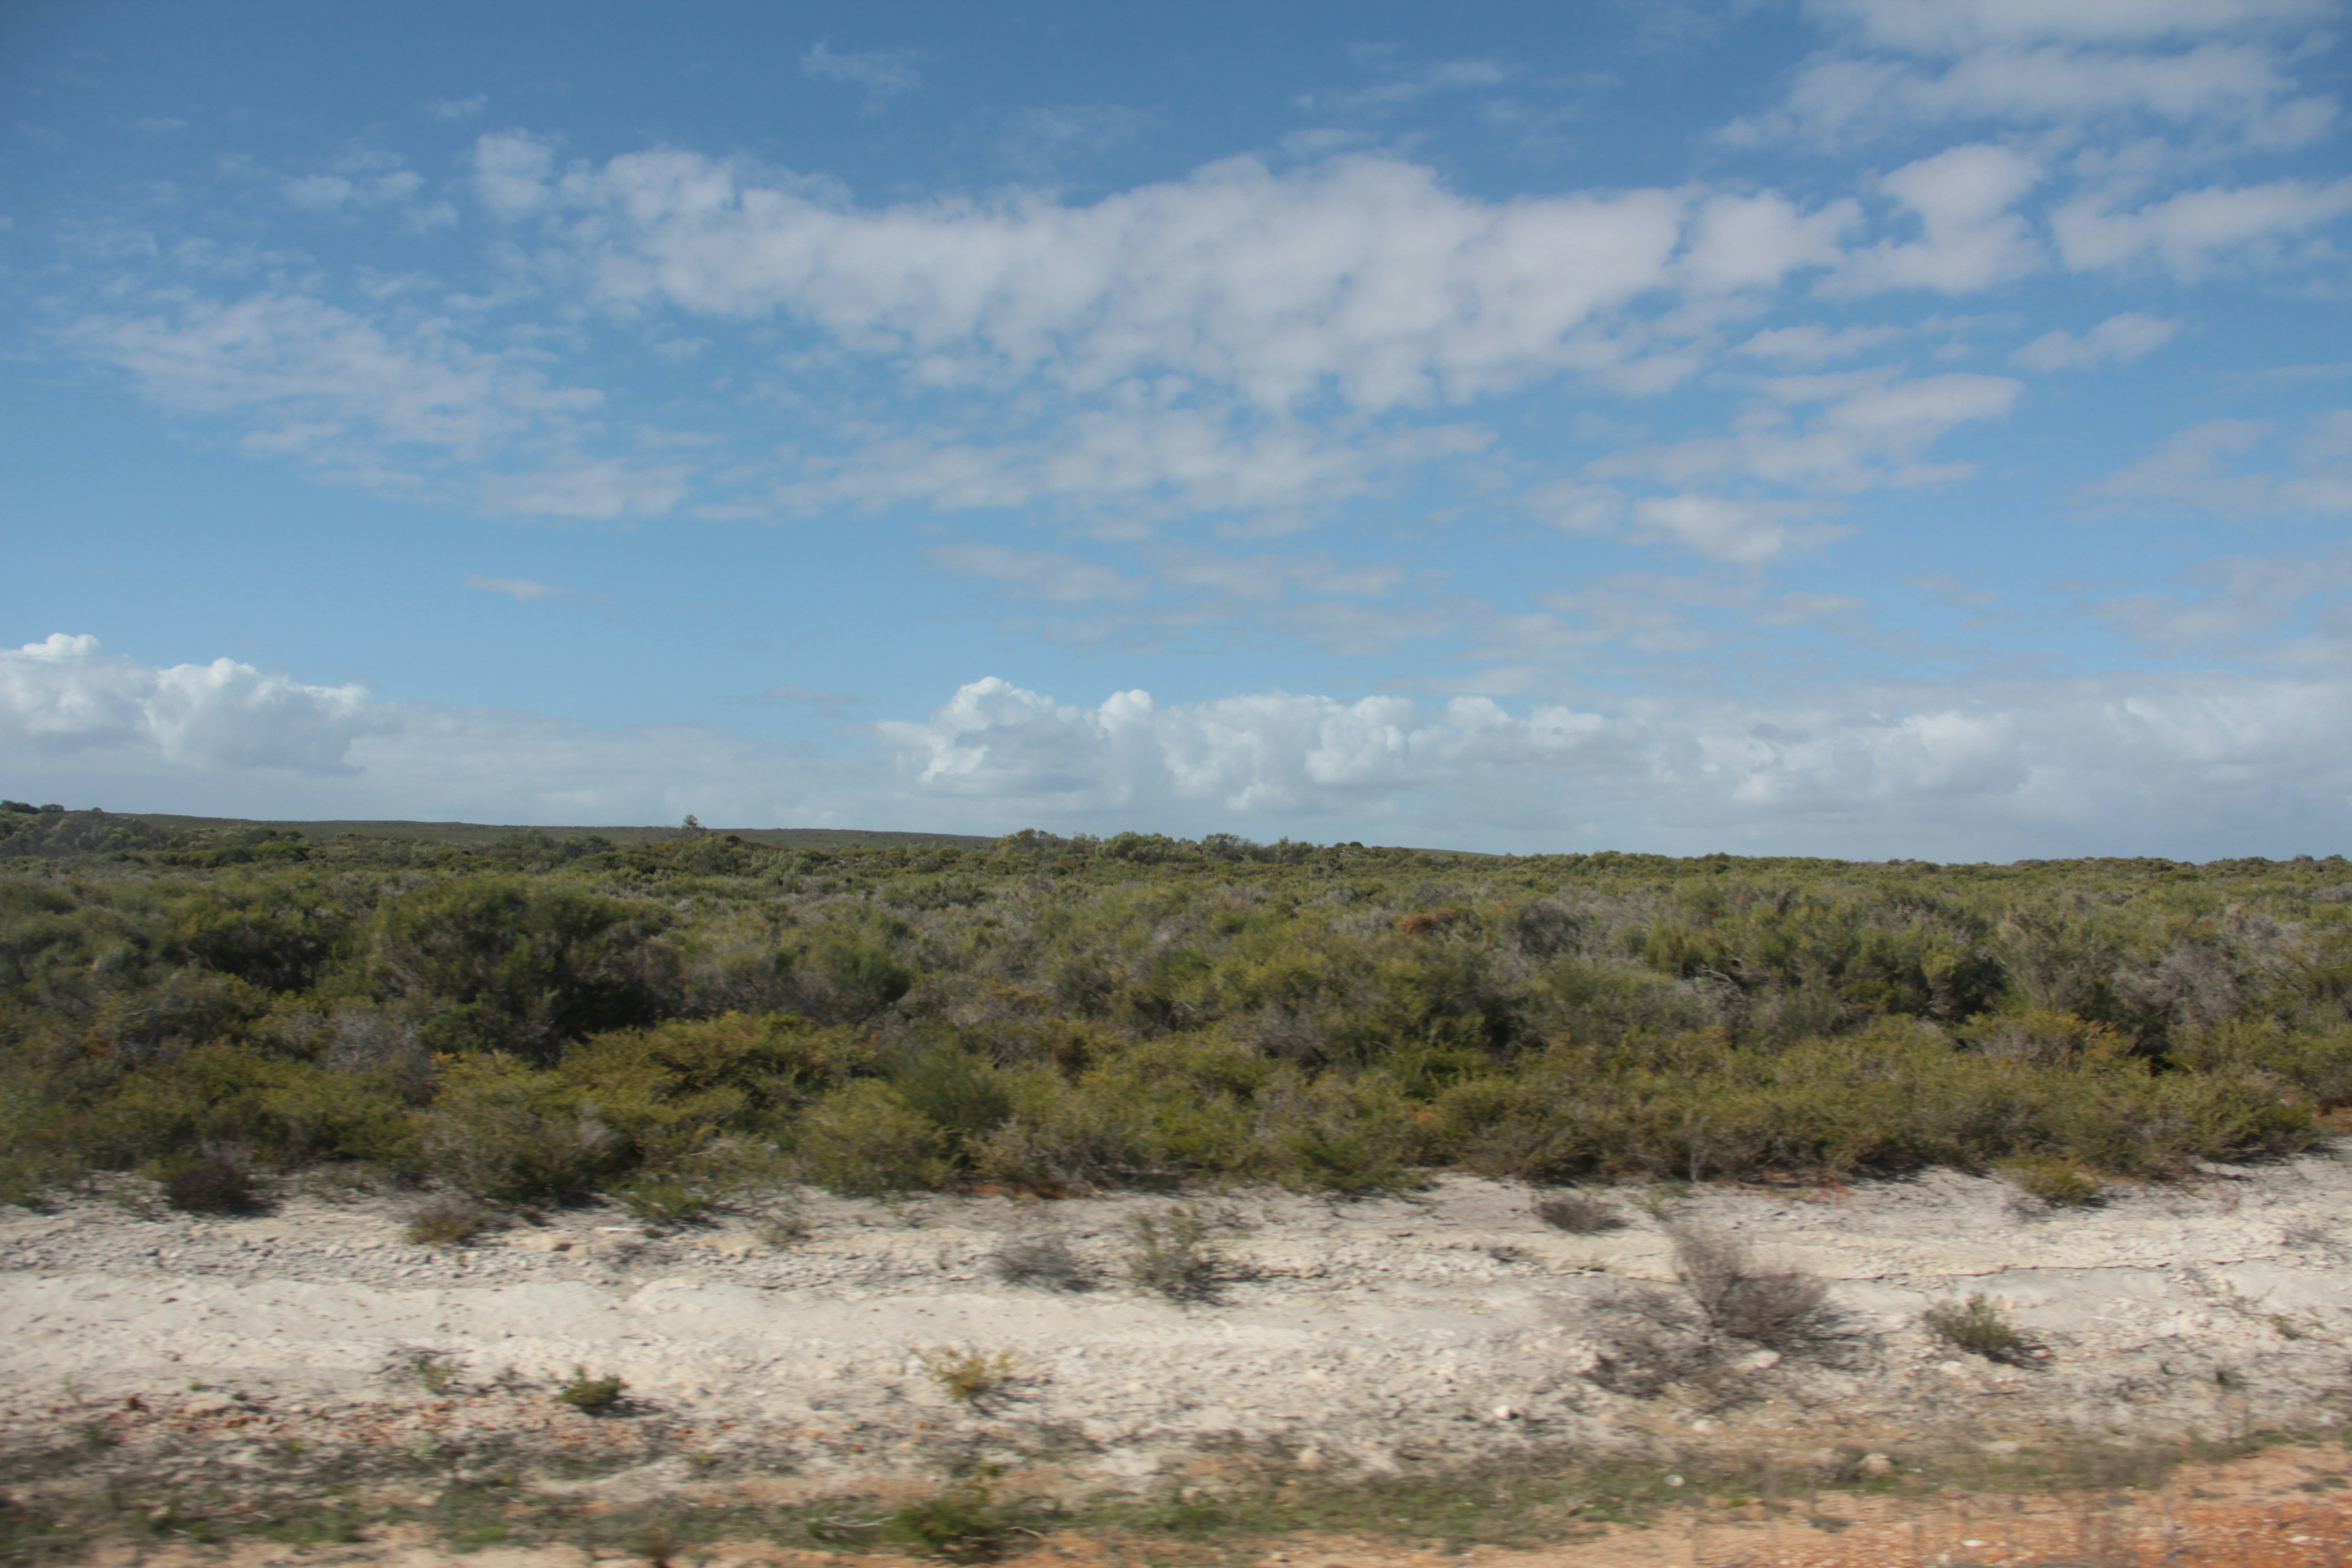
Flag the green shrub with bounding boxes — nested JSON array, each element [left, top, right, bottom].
[[405, 1197, 488, 1247], [556, 1366, 627, 1415], [2000, 1154, 2103, 1207], [366, 877, 674, 1061], [918, 1346, 1019, 1404], [419, 1057, 617, 1203], [793, 1080, 951, 1196]]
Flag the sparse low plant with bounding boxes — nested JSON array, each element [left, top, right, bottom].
[[404, 1196, 488, 1248], [987, 1234, 1091, 1290], [556, 1366, 627, 1415], [919, 1346, 1020, 1405], [415, 1354, 463, 1395], [1534, 1191, 1625, 1234], [1669, 1225, 1829, 1348], [2001, 1155, 2103, 1208], [1924, 1294, 2039, 1365], [1121, 1203, 1222, 1298]]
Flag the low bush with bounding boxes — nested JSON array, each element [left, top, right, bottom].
[[882, 1477, 1026, 1563], [556, 1367, 627, 1415], [1668, 1225, 1830, 1348], [987, 1234, 1091, 1290], [1534, 1191, 1625, 1234], [2000, 1154, 2103, 1208], [1924, 1293, 2039, 1365], [794, 1079, 952, 1196], [5, 817, 2347, 1211], [404, 1197, 488, 1247], [418, 1057, 618, 1203], [918, 1346, 1020, 1404], [1121, 1204, 1224, 1298], [160, 1152, 260, 1215]]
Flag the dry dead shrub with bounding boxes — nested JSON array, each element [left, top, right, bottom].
[[987, 1234, 1091, 1291], [1534, 1191, 1625, 1234], [1669, 1224, 1829, 1348], [162, 1150, 259, 1215]]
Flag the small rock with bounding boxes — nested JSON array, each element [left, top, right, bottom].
[[1857, 1452, 1896, 1477], [1491, 1404, 1520, 1420]]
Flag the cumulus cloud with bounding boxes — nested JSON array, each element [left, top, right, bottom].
[[11, 636, 2352, 857], [0, 635, 380, 773], [2011, 312, 2178, 371], [874, 670, 2352, 854]]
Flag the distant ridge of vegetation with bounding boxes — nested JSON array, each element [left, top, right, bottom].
[[111, 812, 1001, 853], [1, 799, 2346, 1212]]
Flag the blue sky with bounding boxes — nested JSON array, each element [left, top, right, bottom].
[[4, 0, 2350, 857]]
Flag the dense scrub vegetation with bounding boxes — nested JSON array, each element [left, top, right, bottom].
[[2, 802, 2348, 1209]]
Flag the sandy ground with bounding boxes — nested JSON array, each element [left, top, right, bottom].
[[5, 1154, 2351, 1562]]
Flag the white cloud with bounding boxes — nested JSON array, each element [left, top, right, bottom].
[[2093, 411, 2352, 517], [1754, 0, 2338, 149], [461, 574, 573, 601], [486, 139, 1698, 413], [1591, 369, 2023, 494], [1810, 0, 2326, 53], [425, 95, 488, 123], [1678, 192, 1860, 293], [12, 636, 2352, 856], [1624, 496, 1847, 565], [1839, 144, 2043, 293], [874, 670, 2352, 854], [471, 129, 560, 220], [67, 290, 687, 519], [772, 405, 1486, 527], [1735, 323, 1902, 363], [1296, 56, 1515, 115], [0, 635, 380, 773], [800, 42, 923, 113], [929, 543, 1145, 604], [2054, 177, 2352, 277], [2010, 312, 2179, 371], [1759, 40, 2334, 147]]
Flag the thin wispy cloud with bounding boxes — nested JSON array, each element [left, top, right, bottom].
[[799, 42, 923, 113]]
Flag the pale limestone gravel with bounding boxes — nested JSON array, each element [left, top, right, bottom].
[[3, 1154, 2350, 1493]]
